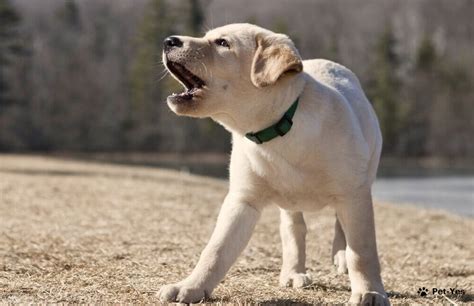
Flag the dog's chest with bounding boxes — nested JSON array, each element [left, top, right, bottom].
[[248, 148, 340, 210]]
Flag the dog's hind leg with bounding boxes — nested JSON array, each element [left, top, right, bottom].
[[332, 214, 348, 274], [336, 189, 389, 305], [279, 209, 312, 288]]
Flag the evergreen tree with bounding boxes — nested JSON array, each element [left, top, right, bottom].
[[54, 0, 82, 55], [188, 0, 204, 35], [0, 0, 32, 150], [128, 0, 175, 149], [43, 0, 86, 150], [368, 25, 400, 154], [429, 62, 472, 157], [416, 36, 437, 72], [399, 35, 438, 156], [0, 0, 21, 108], [130, 0, 174, 111], [58, 0, 81, 32]]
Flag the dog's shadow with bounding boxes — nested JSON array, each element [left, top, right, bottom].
[[212, 282, 353, 305], [264, 282, 352, 305], [209, 284, 474, 305], [304, 281, 351, 292], [254, 299, 314, 306]]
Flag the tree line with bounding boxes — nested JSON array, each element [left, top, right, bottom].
[[0, 0, 473, 158]]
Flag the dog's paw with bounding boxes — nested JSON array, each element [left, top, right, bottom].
[[349, 291, 390, 306], [158, 282, 208, 303], [333, 250, 348, 274], [279, 272, 312, 288]]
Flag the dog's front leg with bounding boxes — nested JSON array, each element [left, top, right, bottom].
[[158, 193, 261, 303], [336, 189, 389, 305], [279, 209, 312, 288]]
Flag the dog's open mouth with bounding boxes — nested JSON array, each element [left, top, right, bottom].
[[166, 61, 205, 102]]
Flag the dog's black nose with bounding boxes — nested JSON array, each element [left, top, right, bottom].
[[164, 36, 183, 51]]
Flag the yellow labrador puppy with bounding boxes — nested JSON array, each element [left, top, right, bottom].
[[159, 23, 388, 305]]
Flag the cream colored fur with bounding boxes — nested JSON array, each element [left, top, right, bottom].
[[160, 23, 389, 305]]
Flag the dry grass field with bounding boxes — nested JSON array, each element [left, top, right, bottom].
[[0, 155, 472, 304]]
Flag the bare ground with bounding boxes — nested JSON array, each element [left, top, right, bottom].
[[0, 155, 472, 304]]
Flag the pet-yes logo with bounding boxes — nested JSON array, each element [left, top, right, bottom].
[[417, 287, 429, 297], [417, 287, 466, 297]]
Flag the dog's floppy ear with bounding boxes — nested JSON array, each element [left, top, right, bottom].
[[251, 33, 303, 88]]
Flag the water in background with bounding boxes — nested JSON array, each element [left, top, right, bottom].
[[77, 154, 473, 217], [373, 176, 473, 217], [374, 162, 474, 217]]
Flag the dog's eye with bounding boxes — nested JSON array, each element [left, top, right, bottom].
[[214, 38, 230, 48]]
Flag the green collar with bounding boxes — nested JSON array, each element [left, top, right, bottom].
[[245, 97, 299, 144]]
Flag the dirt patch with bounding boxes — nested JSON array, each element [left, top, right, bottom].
[[0, 155, 472, 304]]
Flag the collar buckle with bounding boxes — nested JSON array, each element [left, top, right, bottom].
[[245, 97, 300, 144], [275, 114, 293, 136]]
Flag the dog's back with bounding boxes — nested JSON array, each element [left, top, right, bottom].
[[303, 59, 382, 183]]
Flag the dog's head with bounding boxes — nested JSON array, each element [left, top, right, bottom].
[[162, 23, 303, 118]]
